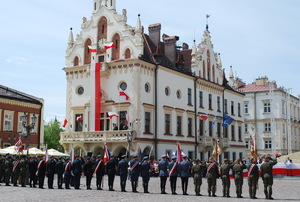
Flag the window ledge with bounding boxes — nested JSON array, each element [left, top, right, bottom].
[[187, 104, 193, 107], [143, 132, 153, 135], [187, 135, 195, 138], [176, 134, 184, 137], [164, 133, 173, 136]]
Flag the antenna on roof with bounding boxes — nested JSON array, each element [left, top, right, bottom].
[[206, 14, 210, 30]]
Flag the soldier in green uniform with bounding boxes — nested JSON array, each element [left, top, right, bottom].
[[220, 158, 233, 197], [232, 158, 247, 198], [12, 156, 20, 186], [261, 155, 277, 200], [19, 155, 27, 187], [206, 157, 219, 197], [191, 159, 206, 196], [5, 156, 13, 186], [247, 157, 259, 199]]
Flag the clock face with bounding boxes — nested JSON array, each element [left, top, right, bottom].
[[98, 38, 107, 49]]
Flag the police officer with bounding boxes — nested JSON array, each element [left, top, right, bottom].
[[83, 157, 94, 190], [71, 155, 83, 190], [117, 155, 128, 192], [191, 159, 206, 196], [4, 156, 13, 186], [206, 157, 218, 197], [47, 156, 56, 189], [232, 158, 247, 198], [247, 157, 259, 199], [169, 156, 179, 195], [63, 157, 72, 189], [180, 155, 190, 195], [106, 155, 117, 191], [95, 155, 105, 190], [141, 156, 151, 193], [55, 156, 64, 189], [261, 155, 277, 200], [29, 156, 38, 188], [19, 155, 27, 187], [158, 154, 169, 194], [129, 154, 140, 193], [37, 155, 46, 189], [220, 158, 233, 197]]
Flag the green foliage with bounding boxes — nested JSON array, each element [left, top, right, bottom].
[[44, 119, 64, 152]]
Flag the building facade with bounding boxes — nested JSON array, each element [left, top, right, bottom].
[[0, 85, 44, 149], [60, 0, 245, 161], [237, 77, 300, 156]]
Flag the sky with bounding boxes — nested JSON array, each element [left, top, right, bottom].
[[1, 0, 300, 124]]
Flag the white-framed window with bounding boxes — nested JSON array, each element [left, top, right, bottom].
[[30, 113, 38, 133], [264, 103, 271, 113], [4, 113, 13, 131], [264, 122, 271, 132], [265, 140, 272, 149], [283, 123, 285, 134], [244, 103, 248, 114], [245, 141, 249, 149], [245, 124, 248, 133]]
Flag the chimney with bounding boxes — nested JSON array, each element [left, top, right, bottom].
[[255, 76, 269, 86], [148, 23, 161, 46], [182, 43, 189, 50], [163, 34, 179, 67]]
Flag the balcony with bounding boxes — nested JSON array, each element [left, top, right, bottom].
[[199, 136, 213, 148], [219, 138, 229, 148], [60, 130, 130, 144]]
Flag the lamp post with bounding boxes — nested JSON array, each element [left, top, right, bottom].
[[21, 112, 37, 156]]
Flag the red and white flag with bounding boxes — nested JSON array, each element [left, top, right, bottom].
[[62, 119, 68, 128], [169, 143, 183, 179], [119, 88, 129, 100], [250, 134, 257, 157], [14, 137, 23, 153], [88, 45, 97, 52], [76, 116, 83, 122], [103, 144, 111, 164], [108, 112, 119, 119], [104, 42, 115, 50], [197, 114, 209, 121]]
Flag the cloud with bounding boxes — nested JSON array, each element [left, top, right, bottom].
[[5, 56, 28, 65]]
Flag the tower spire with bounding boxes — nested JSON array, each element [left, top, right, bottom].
[[135, 14, 142, 34], [206, 14, 210, 30], [68, 27, 74, 48]]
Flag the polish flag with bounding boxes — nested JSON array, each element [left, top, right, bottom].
[[198, 114, 209, 121], [62, 119, 68, 128], [88, 45, 97, 52], [104, 42, 115, 50], [14, 137, 23, 153], [108, 112, 119, 119], [104, 144, 111, 164], [119, 88, 130, 100], [76, 116, 83, 122]]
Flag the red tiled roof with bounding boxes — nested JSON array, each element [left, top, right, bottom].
[[237, 83, 275, 92]]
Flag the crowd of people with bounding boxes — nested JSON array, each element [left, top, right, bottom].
[[0, 153, 278, 200]]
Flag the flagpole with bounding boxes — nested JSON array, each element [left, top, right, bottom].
[[118, 92, 120, 131]]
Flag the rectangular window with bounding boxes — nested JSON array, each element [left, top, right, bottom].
[[199, 120, 204, 136], [231, 125, 235, 141], [224, 99, 228, 113], [119, 111, 127, 130], [188, 151, 194, 159], [238, 103, 241, 116], [145, 112, 151, 133], [265, 140, 272, 149], [244, 104, 248, 114], [165, 114, 171, 134], [224, 152, 229, 159], [246, 141, 249, 149], [100, 113, 110, 131], [217, 96, 221, 111], [264, 123, 271, 132], [217, 123, 221, 138], [233, 152, 236, 161], [224, 126, 228, 138], [283, 123, 285, 133], [209, 121, 213, 137], [245, 124, 248, 133], [177, 116, 182, 135], [75, 114, 83, 132], [188, 88, 192, 105], [282, 102, 285, 115], [231, 101, 234, 115], [188, 118, 193, 136], [18, 114, 23, 132], [264, 103, 271, 113], [238, 126, 242, 141], [209, 94, 212, 109], [199, 91, 203, 107], [239, 152, 243, 160], [4, 114, 13, 131]]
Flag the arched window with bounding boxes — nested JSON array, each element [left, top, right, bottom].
[[97, 17, 108, 54], [84, 38, 92, 64], [74, 56, 79, 66], [207, 50, 211, 81], [202, 61, 206, 79], [125, 48, 131, 59], [212, 65, 215, 82], [112, 33, 120, 60]]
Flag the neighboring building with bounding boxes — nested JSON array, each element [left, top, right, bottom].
[[60, 0, 245, 161], [237, 76, 300, 156], [0, 84, 44, 149]]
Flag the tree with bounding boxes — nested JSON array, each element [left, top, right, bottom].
[[44, 118, 64, 152]]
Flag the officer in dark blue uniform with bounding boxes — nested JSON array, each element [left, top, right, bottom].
[[83, 157, 94, 190], [117, 155, 128, 192], [180, 155, 190, 195], [63, 157, 71, 189], [129, 154, 140, 193], [169, 156, 179, 195], [71, 155, 83, 190], [158, 154, 169, 194], [95, 155, 105, 190], [55, 156, 64, 189], [37, 155, 46, 189], [106, 155, 117, 191], [141, 156, 151, 193]]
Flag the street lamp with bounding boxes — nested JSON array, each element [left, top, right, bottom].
[[21, 112, 37, 156]]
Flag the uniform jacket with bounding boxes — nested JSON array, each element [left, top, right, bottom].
[[106, 159, 117, 175], [55, 161, 64, 175], [261, 159, 277, 177], [179, 160, 190, 177], [71, 159, 83, 174], [47, 159, 56, 174], [83, 161, 94, 176], [220, 163, 233, 177], [117, 159, 128, 176], [232, 163, 247, 179], [158, 160, 169, 177], [129, 159, 140, 176], [141, 161, 151, 177], [95, 159, 105, 176], [168, 161, 179, 177]]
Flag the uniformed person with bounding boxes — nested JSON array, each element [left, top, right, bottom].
[[220, 158, 233, 197], [117, 155, 128, 192], [83, 157, 94, 190], [37, 155, 46, 189], [12, 156, 20, 187], [0, 155, 4, 183], [232, 158, 247, 198], [71, 155, 83, 190], [63, 157, 72, 189], [191, 159, 205, 196], [247, 157, 259, 199], [261, 155, 277, 200], [46, 156, 56, 189], [141, 156, 151, 193], [19, 155, 27, 187], [29, 156, 38, 188], [206, 157, 219, 197], [158, 154, 169, 194], [4, 156, 13, 186], [180, 155, 190, 195], [55, 156, 64, 189], [168, 156, 179, 195], [94, 155, 105, 190], [106, 155, 117, 191], [129, 154, 140, 193]]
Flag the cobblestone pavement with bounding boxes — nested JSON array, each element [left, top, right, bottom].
[[0, 176, 300, 202]]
